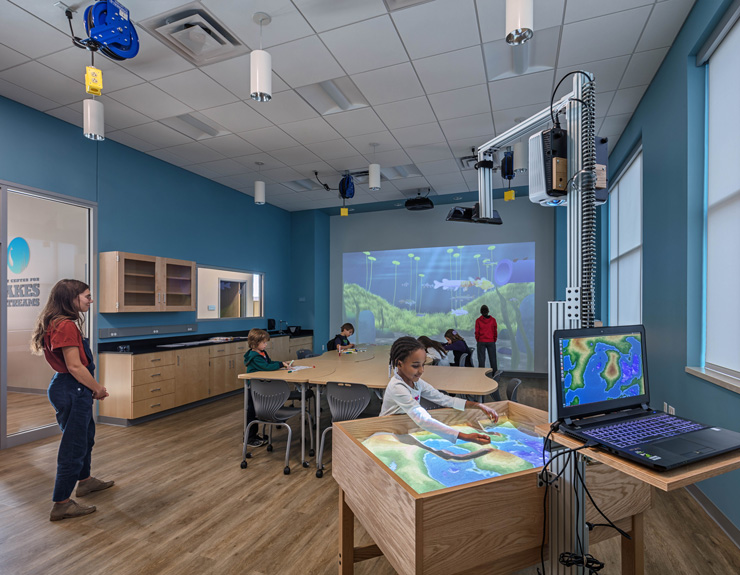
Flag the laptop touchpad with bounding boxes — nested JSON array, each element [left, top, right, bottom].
[[654, 437, 715, 455]]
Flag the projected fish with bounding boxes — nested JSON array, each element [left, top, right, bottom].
[[433, 277, 494, 292], [450, 308, 469, 316]]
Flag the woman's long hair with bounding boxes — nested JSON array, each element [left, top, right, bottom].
[[30, 279, 89, 355], [417, 335, 447, 356]]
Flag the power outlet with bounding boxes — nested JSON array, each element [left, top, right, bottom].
[[668, 405, 676, 415], [663, 402, 668, 412], [322, 344, 325, 351]]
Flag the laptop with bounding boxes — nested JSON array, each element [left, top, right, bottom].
[[553, 324, 740, 471]]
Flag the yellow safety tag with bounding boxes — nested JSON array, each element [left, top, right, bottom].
[[85, 66, 103, 96], [504, 189, 515, 201], [340, 207, 349, 216]]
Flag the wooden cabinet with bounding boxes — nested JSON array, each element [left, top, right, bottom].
[[209, 342, 247, 395], [99, 350, 176, 419], [99, 251, 195, 313], [288, 336, 313, 360], [266, 335, 290, 362], [174, 346, 210, 406]]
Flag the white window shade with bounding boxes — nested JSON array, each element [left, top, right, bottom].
[[706, 19, 740, 374]]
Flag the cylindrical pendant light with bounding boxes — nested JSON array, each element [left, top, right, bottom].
[[83, 98, 104, 141], [368, 163, 381, 190], [254, 180, 265, 205], [506, 0, 534, 45], [250, 13, 272, 102], [514, 140, 528, 173]]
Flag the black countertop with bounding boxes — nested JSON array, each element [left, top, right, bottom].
[[99, 329, 313, 355]]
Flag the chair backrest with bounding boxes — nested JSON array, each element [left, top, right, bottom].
[[419, 397, 443, 410], [458, 353, 472, 367], [325, 382, 372, 422], [296, 349, 314, 359], [507, 378, 522, 403], [250, 379, 292, 421]]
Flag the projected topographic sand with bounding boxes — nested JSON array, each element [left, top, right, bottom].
[[362, 418, 548, 494]]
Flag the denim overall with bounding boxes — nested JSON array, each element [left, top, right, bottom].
[[47, 338, 96, 502]]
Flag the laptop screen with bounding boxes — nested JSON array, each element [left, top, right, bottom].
[[553, 325, 650, 420]]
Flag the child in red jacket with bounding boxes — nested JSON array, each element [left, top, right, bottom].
[[475, 305, 498, 371]]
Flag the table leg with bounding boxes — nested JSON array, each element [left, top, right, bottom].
[[301, 382, 307, 467], [621, 512, 644, 575], [339, 488, 354, 575], [315, 384, 322, 468]]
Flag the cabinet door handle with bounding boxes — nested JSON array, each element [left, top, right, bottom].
[[150, 373, 161, 377], [150, 403, 161, 408], [163, 293, 167, 304], [216, 348, 225, 352], [158, 293, 161, 303], [151, 388, 161, 392], [150, 358, 161, 363]]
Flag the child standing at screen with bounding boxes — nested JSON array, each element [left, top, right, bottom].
[[243, 329, 290, 447], [381, 337, 497, 444], [475, 305, 498, 372], [444, 329, 472, 366]]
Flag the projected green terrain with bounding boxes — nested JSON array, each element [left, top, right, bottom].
[[362, 418, 547, 494]]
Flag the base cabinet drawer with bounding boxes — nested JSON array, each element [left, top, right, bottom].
[[132, 365, 175, 387], [131, 379, 175, 403], [132, 351, 174, 371], [132, 393, 175, 418]]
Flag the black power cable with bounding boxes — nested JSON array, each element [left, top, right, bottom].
[[550, 70, 593, 128], [314, 171, 336, 192]]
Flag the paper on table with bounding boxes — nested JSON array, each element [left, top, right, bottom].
[[287, 365, 312, 372]]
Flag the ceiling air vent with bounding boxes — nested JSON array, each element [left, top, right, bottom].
[[139, 2, 248, 66]]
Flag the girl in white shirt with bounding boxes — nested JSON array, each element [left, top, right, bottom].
[[380, 336, 498, 444], [417, 335, 451, 366]]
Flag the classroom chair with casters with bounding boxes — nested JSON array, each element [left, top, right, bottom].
[[316, 382, 372, 478], [488, 370, 505, 401], [296, 349, 315, 359], [458, 352, 475, 368], [507, 378, 522, 403], [241, 379, 302, 475]]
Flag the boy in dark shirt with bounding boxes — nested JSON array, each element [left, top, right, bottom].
[[333, 323, 355, 353]]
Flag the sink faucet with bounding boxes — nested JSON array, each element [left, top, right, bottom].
[[278, 319, 287, 333]]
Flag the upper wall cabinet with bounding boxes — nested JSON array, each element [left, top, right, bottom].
[[100, 251, 196, 313]]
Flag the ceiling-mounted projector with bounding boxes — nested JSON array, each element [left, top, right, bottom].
[[405, 190, 434, 211]]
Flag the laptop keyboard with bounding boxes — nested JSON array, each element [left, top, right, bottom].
[[584, 413, 706, 448]]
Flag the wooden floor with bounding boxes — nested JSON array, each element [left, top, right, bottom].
[[0, 391, 738, 575], [6, 391, 57, 436]]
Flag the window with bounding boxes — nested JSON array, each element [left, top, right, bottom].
[[196, 266, 263, 320], [706, 19, 740, 377], [608, 149, 642, 326]]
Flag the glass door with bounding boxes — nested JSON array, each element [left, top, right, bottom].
[[1, 185, 94, 448]]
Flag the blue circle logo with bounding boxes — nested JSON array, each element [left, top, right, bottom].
[[8, 237, 30, 274]]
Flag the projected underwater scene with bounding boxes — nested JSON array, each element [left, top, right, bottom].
[[342, 243, 535, 370], [362, 418, 548, 494]]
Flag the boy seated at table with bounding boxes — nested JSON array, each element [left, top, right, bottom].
[[332, 323, 355, 353], [243, 329, 290, 447]]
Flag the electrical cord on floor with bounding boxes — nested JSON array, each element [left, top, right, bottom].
[[559, 551, 605, 573]]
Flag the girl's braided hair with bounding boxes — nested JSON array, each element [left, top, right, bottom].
[[389, 336, 425, 369]]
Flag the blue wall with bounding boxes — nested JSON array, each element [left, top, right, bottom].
[[0, 96, 293, 339], [609, 0, 739, 529]]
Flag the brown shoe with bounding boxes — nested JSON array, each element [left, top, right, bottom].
[[50, 499, 96, 521], [76, 477, 115, 497]]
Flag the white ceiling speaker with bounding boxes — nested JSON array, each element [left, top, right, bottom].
[[83, 98, 104, 141], [250, 13, 272, 102], [506, 0, 534, 45], [514, 139, 528, 173], [254, 162, 265, 204], [368, 143, 381, 190]]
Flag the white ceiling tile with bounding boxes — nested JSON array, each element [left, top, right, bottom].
[[0, 77, 59, 111], [201, 102, 272, 133], [119, 29, 194, 81], [463, 169, 479, 186], [245, 90, 318, 124], [261, 166, 308, 183], [147, 149, 190, 167], [269, 146, 322, 166], [214, 173, 263, 190], [607, 85, 648, 116], [620, 48, 669, 88], [103, 0, 194, 20], [0, 2, 72, 59], [325, 107, 387, 137], [598, 114, 632, 137], [233, 153, 286, 171], [46, 105, 83, 128], [0, 61, 83, 106], [558, 7, 652, 67], [193, 158, 250, 178], [637, 0, 695, 52], [440, 113, 494, 141], [107, 83, 193, 120], [374, 96, 437, 129], [294, 0, 387, 32], [200, 54, 290, 100], [107, 130, 158, 153], [448, 136, 487, 158], [292, 161, 335, 179], [391, 122, 445, 147], [595, 91, 616, 118], [0, 43, 30, 71], [241, 126, 299, 151], [307, 139, 361, 160], [346, 131, 402, 155], [200, 135, 262, 158], [477, 0, 566, 43], [404, 143, 454, 163], [203, 0, 314, 49], [38, 47, 145, 93], [394, 176, 431, 192], [416, 159, 461, 176], [325, 155, 368, 171], [95, 95, 151, 130], [321, 16, 408, 75], [123, 122, 192, 148], [555, 56, 631, 96], [185, 164, 221, 179], [351, 62, 425, 105], [269, 36, 345, 88], [414, 46, 487, 94], [280, 117, 341, 145], [564, 0, 654, 23], [165, 142, 226, 163], [363, 148, 413, 166], [489, 70, 553, 111], [483, 26, 560, 81], [428, 84, 491, 121], [152, 69, 238, 110], [392, 0, 480, 59], [425, 171, 467, 187]]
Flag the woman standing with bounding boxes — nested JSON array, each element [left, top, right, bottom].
[[31, 279, 114, 521], [475, 305, 498, 372]]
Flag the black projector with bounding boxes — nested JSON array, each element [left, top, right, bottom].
[[405, 195, 434, 210]]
